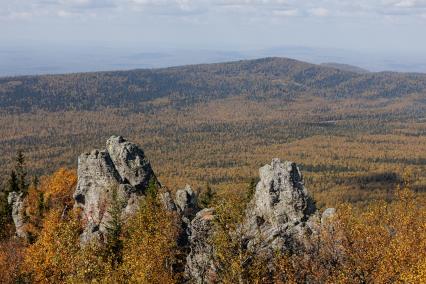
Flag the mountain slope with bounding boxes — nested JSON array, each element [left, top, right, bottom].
[[1, 57, 426, 113]]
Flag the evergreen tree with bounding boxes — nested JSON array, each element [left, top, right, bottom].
[[8, 170, 19, 193], [15, 150, 28, 194], [105, 186, 124, 267], [145, 177, 159, 200], [199, 182, 215, 208], [32, 176, 44, 220], [245, 178, 258, 202]]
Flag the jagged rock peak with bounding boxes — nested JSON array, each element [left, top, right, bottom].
[[250, 158, 316, 226], [106, 135, 155, 190], [243, 159, 316, 252], [185, 159, 318, 283], [73, 136, 157, 243]]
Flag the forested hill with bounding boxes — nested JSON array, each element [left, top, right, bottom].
[[1, 57, 426, 112]]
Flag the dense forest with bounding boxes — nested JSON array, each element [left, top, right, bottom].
[[0, 57, 425, 207]]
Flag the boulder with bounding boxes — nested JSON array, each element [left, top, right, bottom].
[[321, 208, 336, 224]]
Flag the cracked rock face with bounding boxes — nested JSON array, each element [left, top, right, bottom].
[[73, 136, 157, 243], [243, 158, 316, 253]]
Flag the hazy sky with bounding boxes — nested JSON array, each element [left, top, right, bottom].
[[1, 1, 426, 76], [1, 0, 426, 52]]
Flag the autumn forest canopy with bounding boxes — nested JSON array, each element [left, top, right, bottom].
[[0, 57, 426, 283]]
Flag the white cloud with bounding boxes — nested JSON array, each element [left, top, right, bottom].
[[309, 7, 329, 17], [2, 0, 426, 20], [273, 8, 299, 17]]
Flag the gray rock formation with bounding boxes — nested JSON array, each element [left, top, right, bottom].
[[185, 208, 216, 284], [175, 184, 198, 221], [73, 136, 157, 243], [184, 158, 319, 283], [243, 158, 316, 254], [106, 136, 154, 191], [73, 137, 330, 282], [159, 189, 177, 211], [8, 191, 27, 239]]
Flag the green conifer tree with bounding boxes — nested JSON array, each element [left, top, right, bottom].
[[145, 177, 159, 200], [15, 150, 28, 194], [199, 182, 215, 208], [105, 186, 124, 267], [8, 170, 19, 193]]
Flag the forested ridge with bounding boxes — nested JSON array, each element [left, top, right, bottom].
[[1, 57, 426, 112]]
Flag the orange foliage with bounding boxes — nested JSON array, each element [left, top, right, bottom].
[[0, 239, 25, 284], [273, 185, 426, 283], [39, 168, 77, 210], [24, 168, 77, 240]]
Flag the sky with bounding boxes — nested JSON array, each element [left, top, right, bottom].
[[1, 0, 426, 75]]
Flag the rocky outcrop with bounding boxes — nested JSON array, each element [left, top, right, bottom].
[[73, 136, 158, 243], [185, 208, 216, 284], [106, 136, 155, 191], [243, 158, 316, 254], [8, 192, 27, 239], [184, 158, 320, 283], [73, 136, 332, 282], [175, 185, 198, 222]]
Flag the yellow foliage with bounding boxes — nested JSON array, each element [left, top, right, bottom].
[[23, 210, 81, 283], [211, 190, 271, 283], [119, 195, 181, 284], [23, 168, 77, 241], [23, 207, 114, 283]]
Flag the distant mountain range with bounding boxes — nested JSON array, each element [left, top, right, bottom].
[[1, 44, 426, 77], [1, 57, 425, 113], [320, 63, 370, 74]]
